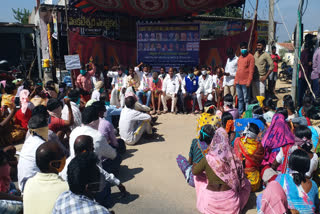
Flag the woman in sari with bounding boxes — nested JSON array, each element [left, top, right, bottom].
[[262, 97, 276, 124], [176, 124, 215, 187], [196, 101, 220, 137], [221, 112, 235, 145], [275, 149, 319, 214], [192, 127, 251, 214], [234, 123, 264, 192], [242, 99, 259, 118]]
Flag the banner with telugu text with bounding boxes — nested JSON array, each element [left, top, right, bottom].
[[137, 23, 200, 70]]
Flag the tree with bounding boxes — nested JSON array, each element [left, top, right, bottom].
[[209, 6, 242, 18], [12, 8, 31, 24]]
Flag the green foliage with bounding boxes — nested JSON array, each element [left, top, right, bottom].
[[12, 8, 31, 24], [209, 7, 242, 18], [279, 48, 287, 60]]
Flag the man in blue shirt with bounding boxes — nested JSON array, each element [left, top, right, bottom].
[[181, 69, 199, 114]]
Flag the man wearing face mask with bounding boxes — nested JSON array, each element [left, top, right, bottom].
[[47, 98, 74, 142], [107, 65, 127, 108], [69, 106, 119, 174], [196, 66, 213, 113], [91, 81, 105, 101], [234, 41, 255, 115], [61, 89, 82, 131], [23, 141, 68, 214], [53, 152, 113, 214], [252, 39, 274, 98], [136, 65, 152, 107], [76, 63, 96, 94], [181, 68, 199, 114], [223, 48, 238, 102]]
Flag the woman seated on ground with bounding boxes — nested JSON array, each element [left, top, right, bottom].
[[176, 124, 215, 187], [298, 95, 313, 117], [221, 112, 235, 145], [284, 99, 297, 121], [234, 123, 264, 192], [262, 97, 276, 124], [222, 94, 239, 120], [276, 149, 319, 213], [1, 83, 16, 111], [252, 105, 268, 141], [192, 127, 251, 214], [242, 99, 260, 118], [271, 126, 318, 179], [256, 181, 299, 214], [196, 101, 220, 137], [261, 108, 295, 182]]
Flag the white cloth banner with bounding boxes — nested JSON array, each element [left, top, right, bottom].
[[64, 55, 81, 70]]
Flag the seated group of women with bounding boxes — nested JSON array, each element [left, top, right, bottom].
[[176, 93, 320, 214]]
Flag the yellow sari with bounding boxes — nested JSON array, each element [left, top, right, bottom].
[[196, 113, 220, 137]]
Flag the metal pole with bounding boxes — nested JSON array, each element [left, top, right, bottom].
[[64, 0, 74, 88], [292, 0, 304, 104], [268, 0, 275, 51]]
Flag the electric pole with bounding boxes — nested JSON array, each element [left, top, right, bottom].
[[292, 0, 304, 104], [268, 0, 275, 51]]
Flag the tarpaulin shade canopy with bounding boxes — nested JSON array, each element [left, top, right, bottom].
[[70, 0, 244, 18]]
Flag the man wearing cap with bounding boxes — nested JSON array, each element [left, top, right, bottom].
[[69, 106, 120, 174], [61, 89, 82, 130], [18, 106, 50, 190], [23, 141, 68, 214], [91, 81, 104, 101]]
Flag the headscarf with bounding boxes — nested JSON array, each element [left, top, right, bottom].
[[206, 127, 246, 192], [260, 181, 288, 214], [19, 89, 30, 114], [94, 81, 104, 90], [261, 114, 294, 150], [294, 136, 312, 147]]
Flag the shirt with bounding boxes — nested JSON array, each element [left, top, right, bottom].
[[49, 116, 66, 133], [234, 53, 255, 86], [107, 72, 127, 90], [14, 108, 32, 130], [148, 78, 162, 92], [24, 173, 68, 214], [119, 107, 151, 143], [76, 67, 96, 92], [91, 89, 100, 101], [53, 191, 110, 214], [176, 73, 186, 88], [104, 105, 122, 124], [61, 101, 82, 131], [69, 126, 117, 161], [311, 47, 320, 80], [162, 75, 179, 95], [98, 118, 118, 147], [271, 53, 281, 72], [196, 75, 213, 95], [254, 51, 274, 78], [17, 134, 45, 191], [223, 56, 238, 86], [126, 74, 141, 91], [138, 73, 152, 91]]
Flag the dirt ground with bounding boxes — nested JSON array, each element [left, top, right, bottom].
[[14, 79, 292, 214]]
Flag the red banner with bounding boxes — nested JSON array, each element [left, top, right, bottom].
[[69, 31, 136, 66]]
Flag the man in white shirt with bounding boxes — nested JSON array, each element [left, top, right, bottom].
[[136, 65, 152, 107], [107, 66, 127, 108], [69, 106, 120, 175], [223, 48, 238, 102], [91, 81, 104, 101], [61, 89, 82, 130], [18, 107, 50, 191], [196, 67, 213, 112], [161, 67, 179, 113], [176, 67, 187, 113], [119, 96, 153, 145]]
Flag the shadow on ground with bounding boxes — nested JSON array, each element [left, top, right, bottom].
[[109, 191, 140, 208], [122, 149, 138, 160], [118, 165, 143, 183]]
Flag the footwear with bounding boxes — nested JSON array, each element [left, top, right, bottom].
[[162, 110, 168, 114], [174, 110, 178, 114], [194, 110, 199, 114], [157, 110, 161, 115], [184, 111, 188, 114], [199, 110, 204, 114], [150, 110, 156, 115]]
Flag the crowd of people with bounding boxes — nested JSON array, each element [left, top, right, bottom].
[[0, 35, 319, 214]]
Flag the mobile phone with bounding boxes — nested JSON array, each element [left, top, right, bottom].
[[14, 97, 20, 109]]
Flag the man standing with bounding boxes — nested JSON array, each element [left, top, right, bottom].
[[223, 48, 238, 102], [181, 69, 199, 114], [107, 66, 127, 108], [196, 66, 213, 113], [76, 63, 96, 100], [234, 42, 255, 115], [161, 67, 179, 113], [23, 141, 68, 214], [311, 41, 320, 98], [269, 46, 281, 97], [252, 40, 274, 98]]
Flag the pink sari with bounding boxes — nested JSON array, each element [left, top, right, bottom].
[[196, 128, 251, 214]]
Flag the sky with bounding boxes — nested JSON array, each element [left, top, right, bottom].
[[0, 0, 319, 42]]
